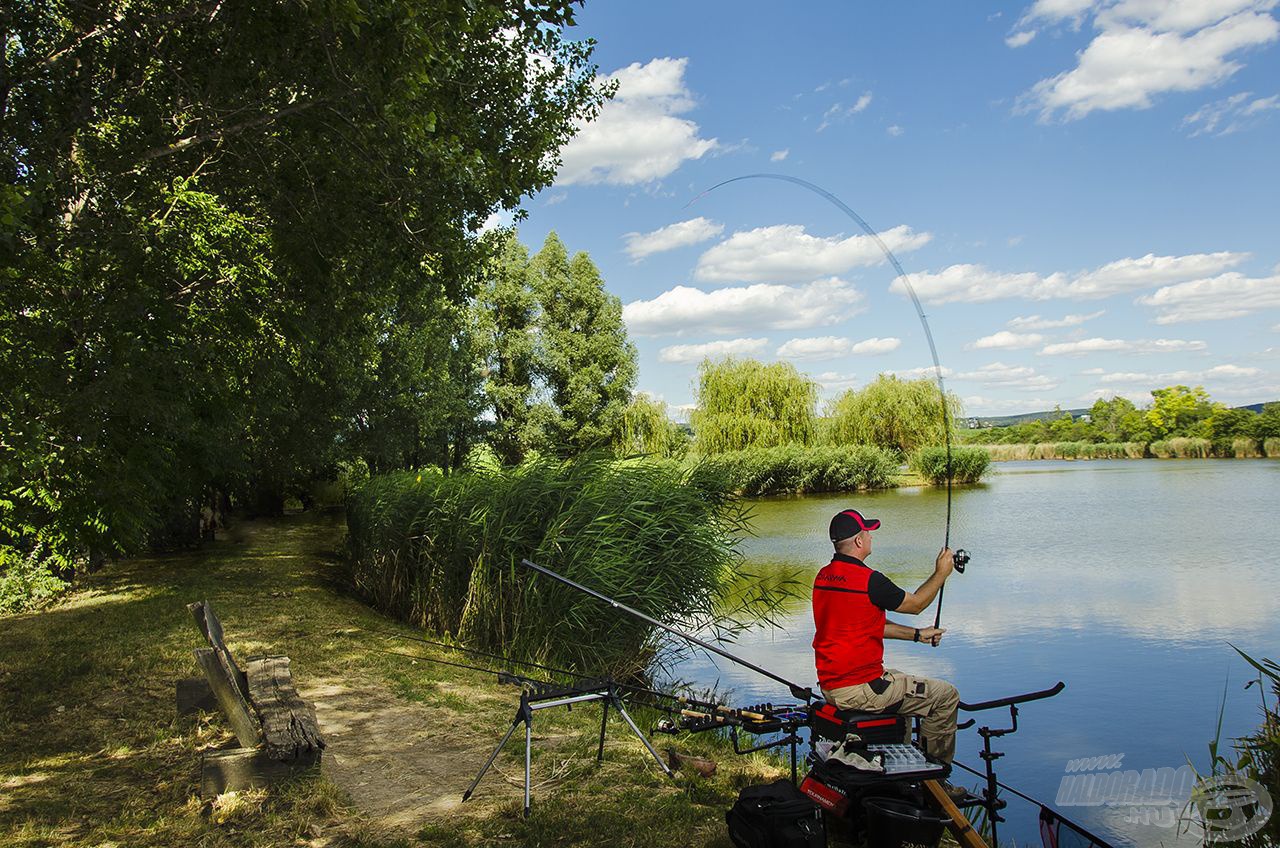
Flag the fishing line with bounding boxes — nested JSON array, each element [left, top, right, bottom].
[[687, 174, 957, 637]]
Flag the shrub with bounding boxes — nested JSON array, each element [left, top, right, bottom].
[[0, 545, 70, 616], [908, 446, 991, 485], [1232, 437, 1262, 458], [346, 455, 749, 676], [691, 443, 899, 496], [1150, 440, 1173, 458], [1168, 437, 1211, 458], [1266, 438, 1280, 458], [1124, 442, 1147, 458]]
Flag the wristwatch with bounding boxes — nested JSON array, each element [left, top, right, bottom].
[[913, 628, 921, 642]]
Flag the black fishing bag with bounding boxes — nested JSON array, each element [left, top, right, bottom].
[[725, 779, 825, 848]]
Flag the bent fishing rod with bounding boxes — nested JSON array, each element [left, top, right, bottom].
[[520, 558, 817, 702], [688, 174, 967, 639]]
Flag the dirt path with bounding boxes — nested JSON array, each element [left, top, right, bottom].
[[302, 676, 528, 832]]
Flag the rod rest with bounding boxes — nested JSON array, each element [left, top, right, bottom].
[[959, 681, 1064, 712]]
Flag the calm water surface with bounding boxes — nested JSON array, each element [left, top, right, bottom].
[[679, 459, 1280, 847]]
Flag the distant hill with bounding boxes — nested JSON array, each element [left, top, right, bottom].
[[965, 400, 1277, 430]]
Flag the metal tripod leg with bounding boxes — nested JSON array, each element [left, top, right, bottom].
[[524, 715, 532, 818], [597, 696, 610, 762], [611, 695, 673, 776], [463, 695, 532, 805]]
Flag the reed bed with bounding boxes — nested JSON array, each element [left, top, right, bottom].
[[346, 455, 752, 677], [977, 441, 1148, 460], [1167, 437, 1212, 458], [907, 446, 991, 485], [690, 443, 899, 496], [1265, 438, 1280, 458], [1232, 437, 1263, 458]]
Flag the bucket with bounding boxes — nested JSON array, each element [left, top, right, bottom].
[[861, 796, 949, 848]]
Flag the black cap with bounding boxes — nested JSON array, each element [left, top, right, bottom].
[[829, 509, 881, 542]]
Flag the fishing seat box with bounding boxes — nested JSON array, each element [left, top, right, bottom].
[[808, 702, 907, 745]]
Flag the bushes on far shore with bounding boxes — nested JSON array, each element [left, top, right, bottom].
[[691, 444, 899, 496], [908, 446, 991, 485], [971, 435, 1280, 461]]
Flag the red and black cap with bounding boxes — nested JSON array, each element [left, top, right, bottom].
[[829, 509, 881, 542]]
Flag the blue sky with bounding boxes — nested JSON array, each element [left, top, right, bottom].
[[500, 1, 1280, 418]]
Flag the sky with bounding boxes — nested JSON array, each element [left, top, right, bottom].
[[499, 0, 1280, 419]]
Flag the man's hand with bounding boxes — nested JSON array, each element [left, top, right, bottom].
[[918, 626, 946, 647], [935, 547, 955, 578]]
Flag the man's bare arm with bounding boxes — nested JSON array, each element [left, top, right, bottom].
[[885, 621, 946, 643]]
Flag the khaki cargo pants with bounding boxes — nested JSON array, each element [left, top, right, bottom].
[[822, 668, 959, 763]]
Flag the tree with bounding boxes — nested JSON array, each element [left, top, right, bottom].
[[613, 394, 687, 458], [1, 2, 609, 568], [1146, 386, 1216, 438], [1089, 396, 1151, 442], [527, 234, 637, 455], [475, 233, 539, 465], [691, 359, 818, 454], [825, 375, 961, 456]]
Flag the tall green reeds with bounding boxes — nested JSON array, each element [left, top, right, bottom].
[[1232, 437, 1262, 458], [690, 444, 899, 496], [977, 441, 1147, 460], [346, 456, 752, 677], [907, 446, 991, 485], [1265, 437, 1280, 458]]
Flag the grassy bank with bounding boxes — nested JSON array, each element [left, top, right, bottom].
[[0, 512, 792, 848], [975, 438, 1280, 461]]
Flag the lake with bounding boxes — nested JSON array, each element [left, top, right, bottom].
[[679, 459, 1280, 847]]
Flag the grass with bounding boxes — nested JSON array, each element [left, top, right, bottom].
[[907, 446, 991, 485], [0, 511, 806, 848]]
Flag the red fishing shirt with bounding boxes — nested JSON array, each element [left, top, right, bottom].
[[812, 553, 906, 689]]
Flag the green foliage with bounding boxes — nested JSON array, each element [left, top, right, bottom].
[[473, 232, 638, 462], [691, 359, 818, 454], [825, 375, 962, 456], [614, 395, 688, 459], [1147, 385, 1217, 438], [0, 544, 69, 615], [1, 1, 610, 591], [528, 235, 638, 455], [690, 444, 899, 496], [1266, 438, 1280, 458], [345, 456, 750, 676], [908, 446, 991, 485]]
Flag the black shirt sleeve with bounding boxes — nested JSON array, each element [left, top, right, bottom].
[[868, 571, 906, 612]]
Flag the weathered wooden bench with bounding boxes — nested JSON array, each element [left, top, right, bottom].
[[178, 599, 325, 796]]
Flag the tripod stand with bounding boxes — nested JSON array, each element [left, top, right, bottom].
[[462, 679, 672, 817]]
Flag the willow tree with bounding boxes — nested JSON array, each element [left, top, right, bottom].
[[825, 375, 962, 456], [691, 359, 818, 454], [613, 394, 687, 458]]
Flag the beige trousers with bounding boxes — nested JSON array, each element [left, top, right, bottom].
[[822, 668, 959, 764]]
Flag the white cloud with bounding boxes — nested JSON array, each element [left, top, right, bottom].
[[775, 336, 902, 361], [814, 371, 861, 393], [623, 278, 865, 337], [816, 93, 874, 131], [896, 252, 1248, 304], [1008, 310, 1105, 329], [771, 149, 790, 162], [623, 217, 724, 261], [1038, 337, 1209, 355], [1183, 91, 1280, 135], [1019, 2, 1280, 121], [1007, 30, 1038, 47], [557, 57, 718, 185], [1136, 270, 1280, 323], [1096, 363, 1263, 384], [884, 365, 955, 380], [964, 395, 1061, 414], [954, 362, 1061, 391], [478, 209, 511, 234], [697, 224, 931, 284], [886, 124, 905, 137], [658, 338, 769, 364], [968, 331, 1046, 350]]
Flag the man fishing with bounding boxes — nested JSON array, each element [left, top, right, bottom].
[[813, 508, 959, 767]]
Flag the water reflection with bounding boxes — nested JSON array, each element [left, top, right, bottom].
[[680, 459, 1280, 847]]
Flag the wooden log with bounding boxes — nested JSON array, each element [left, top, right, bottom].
[[199, 746, 320, 797], [923, 779, 990, 848], [245, 656, 325, 761], [195, 647, 261, 748], [188, 599, 248, 698], [176, 677, 218, 715]]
